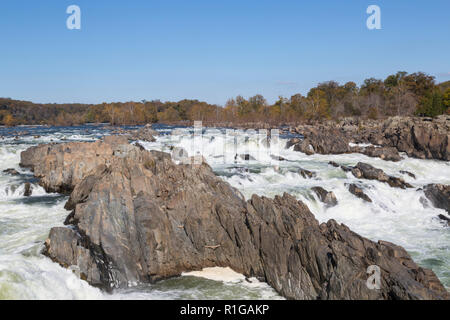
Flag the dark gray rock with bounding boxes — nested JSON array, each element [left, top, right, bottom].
[[424, 184, 450, 214], [299, 168, 316, 179], [3, 168, 20, 175], [23, 182, 32, 197], [438, 214, 450, 226], [311, 186, 338, 207], [351, 162, 413, 189], [400, 170, 416, 179], [20, 141, 449, 300], [347, 183, 372, 203]]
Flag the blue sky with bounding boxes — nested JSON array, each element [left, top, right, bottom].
[[0, 0, 449, 105]]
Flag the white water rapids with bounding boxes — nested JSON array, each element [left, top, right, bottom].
[[0, 124, 448, 299]]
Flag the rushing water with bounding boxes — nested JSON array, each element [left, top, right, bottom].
[[0, 124, 449, 299]]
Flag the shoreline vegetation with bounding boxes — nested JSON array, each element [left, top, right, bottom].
[[1, 72, 449, 127]]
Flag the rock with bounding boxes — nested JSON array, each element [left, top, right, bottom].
[[23, 182, 32, 197], [400, 170, 416, 179], [270, 155, 286, 161], [347, 183, 372, 203], [311, 186, 338, 206], [3, 168, 20, 176], [329, 161, 340, 167], [293, 128, 350, 155], [351, 162, 413, 189], [370, 117, 449, 161], [286, 137, 301, 149], [438, 214, 450, 226], [235, 154, 255, 161], [21, 140, 449, 299], [358, 146, 402, 162], [130, 124, 159, 142], [19, 136, 130, 194], [424, 184, 450, 213], [329, 161, 352, 172], [299, 168, 316, 179]]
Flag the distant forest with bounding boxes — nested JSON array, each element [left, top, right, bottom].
[[1, 72, 449, 126]]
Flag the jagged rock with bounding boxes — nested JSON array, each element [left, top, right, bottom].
[[400, 170, 416, 179], [329, 161, 340, 167], [20, 141, 449, 300], [299, 168, 316, 179], [19, 136, 130, 194], [351, 162, 413, 189], [3, 168, 20, 175], [23, 182, 32, 197], [424, 184, 450, 213], [292, 128, 350, 155], [286, 138, 301, 149], [438, 214, 450, 226], [347, 183, 372, 203], [130, 124, 159, 142], [235, 154, 255, 161], [329, 161, 352, 172], [353, 146, 402, 162], [270, 155, 286, 161], [311, 186, 338, 207]]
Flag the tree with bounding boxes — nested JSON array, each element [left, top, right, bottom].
[[3, 113, 15, 126], [416, 89, 444, 117]]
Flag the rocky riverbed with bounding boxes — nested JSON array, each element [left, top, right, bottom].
[[0, 121, 449, 300], [18, 131, 450, 299]]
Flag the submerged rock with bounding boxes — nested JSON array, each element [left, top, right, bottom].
[[424, 184, 450, 214], [21, 140, 449, 300]]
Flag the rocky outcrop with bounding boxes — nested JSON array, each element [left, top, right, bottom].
[[374, 116, 449, 161], [347, 183, 372, 203], [21, 140, 449, 300], [23, 182, 32, 197], [3, 168, 20, 176], [299, 168, 316, 179], [289, 116, 449, 161], [351, 162, 413, 189], [290, 127, 351, 155], [311, 187, 338, 207], [424, 184, 450, 214], [400, 170, 416, 179], [438, 214, 450, 226], [20, 135, 129, 194], [352, 146, 402, 162], [129, 124, 159, 142]]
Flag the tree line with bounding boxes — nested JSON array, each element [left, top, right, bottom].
[[1, 71, 449, 127]]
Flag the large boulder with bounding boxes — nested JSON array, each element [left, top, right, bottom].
[[130, 124, 159, 142], [21, 141, 449, 300], [351, 162, 413, 189], [368, 117, 449, 161], [424, 184, 450, 214], [19, 135, 129, 194]]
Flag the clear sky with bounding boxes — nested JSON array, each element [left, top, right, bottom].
[[0, 0, 449, 105]]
